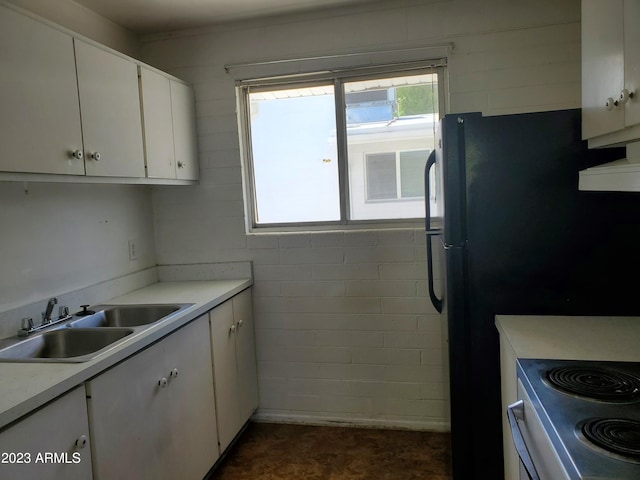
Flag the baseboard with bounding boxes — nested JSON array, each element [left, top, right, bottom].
[[251, 411, 450, 432]]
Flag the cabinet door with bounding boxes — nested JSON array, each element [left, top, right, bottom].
[[0, 386, 92, 480], [233, 289, 259, 422], [75, 39, 145, 177], [164, 317, 219, 479], [140, 67, 176, 179], [0, 5, 84, 175], [170, 80, 199, 180], [88, 315, 218, 480], [87, 338, 169, 480], [581, 0, 625, 139], [624, 0, 640, 128], [210, 300, 241, 452]]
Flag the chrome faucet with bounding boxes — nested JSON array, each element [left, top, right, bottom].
[[17, 297, 72, 337], [42, 297, 58, 323]]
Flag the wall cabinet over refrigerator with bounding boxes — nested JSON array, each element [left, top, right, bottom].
[[582, 0, 640, 147], [579, 0, 640, 192]]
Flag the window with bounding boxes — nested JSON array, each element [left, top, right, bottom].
[[365, 149, 431, 201], [239, 67, 444, 229], [247, 85, 340, 224]]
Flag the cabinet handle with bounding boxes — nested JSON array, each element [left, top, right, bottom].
[[158, 377, 168, 388], [70, 149, 84, 160], [89, 152, 101, 161], [177, 161, 186, 169], [230, 324, 237, 334], [170, 368, 179, 378], [75, 435, 88, 449], [620, 89, 635, 104], [237, 319, 244, 328], [606, 97, 618, 110]]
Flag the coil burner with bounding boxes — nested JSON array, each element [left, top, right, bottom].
[[545, 366, 640, 402], [579, 418, 640, 464]]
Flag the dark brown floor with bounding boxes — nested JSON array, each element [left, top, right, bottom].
[[211, 422, 452, 480]]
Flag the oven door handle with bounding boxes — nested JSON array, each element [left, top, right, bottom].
[[507, 400, 541, 480]]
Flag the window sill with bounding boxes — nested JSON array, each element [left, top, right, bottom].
[[246, 219, 427, 235]]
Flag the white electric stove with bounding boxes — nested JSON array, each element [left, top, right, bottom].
[[510, 359, 640, 480]]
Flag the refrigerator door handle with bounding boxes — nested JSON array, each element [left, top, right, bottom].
[[425, 150, 442, 313], [424, 150, 440, 234], [426, 234, 443, 313]]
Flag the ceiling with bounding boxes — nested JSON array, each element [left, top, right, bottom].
[[73, 0, 377, 34]]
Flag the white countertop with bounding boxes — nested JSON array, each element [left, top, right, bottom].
[[0, 279, 252, 430], [495, 314, 640, 361]]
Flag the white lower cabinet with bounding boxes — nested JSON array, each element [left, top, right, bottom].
[[86, 315, 219, 480], [0, 289, 258, 480], [210, 288, 259, 452], [0, 385, 93, 480]]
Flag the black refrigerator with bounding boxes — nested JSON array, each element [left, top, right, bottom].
[[424, 109, 640, 480]]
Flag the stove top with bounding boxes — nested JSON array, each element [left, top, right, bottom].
[[518, 359, 640, 479], [544, 364, 640, 402]]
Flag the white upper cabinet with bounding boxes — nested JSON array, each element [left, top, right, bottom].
[[582, 0, 640, 147], [140, 67, 200, 180], [171, 80, 199, 181], [140, 67, 176, 178], [623, 1, 640, 128], [75, 40, 145, 177], [0, 2, 198, 183], [0, 5, 84, 175]]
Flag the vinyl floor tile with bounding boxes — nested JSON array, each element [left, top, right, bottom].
[[211, 422, 452, 480]]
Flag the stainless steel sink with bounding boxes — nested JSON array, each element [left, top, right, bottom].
[[0, 303, 194, 363], [0, 328, 134, 363], [68, 304, 190, 328]]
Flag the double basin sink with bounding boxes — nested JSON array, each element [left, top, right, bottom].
[[0, 304, 193, 363]]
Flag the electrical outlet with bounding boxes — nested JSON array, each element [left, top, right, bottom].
[[128, 240, 137, 261]]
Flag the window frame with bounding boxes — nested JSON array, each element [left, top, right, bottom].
[[237, 64, 447, 232]]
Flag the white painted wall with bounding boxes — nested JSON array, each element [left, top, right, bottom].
[[0, 182, 156, 313], [6, 0, 140, 58], [141, 0, 581, 429], [0, 3, 154, 327]]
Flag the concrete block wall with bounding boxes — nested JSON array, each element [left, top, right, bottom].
[[142, 0, 582, 430], [249, 230, 445, 429]]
